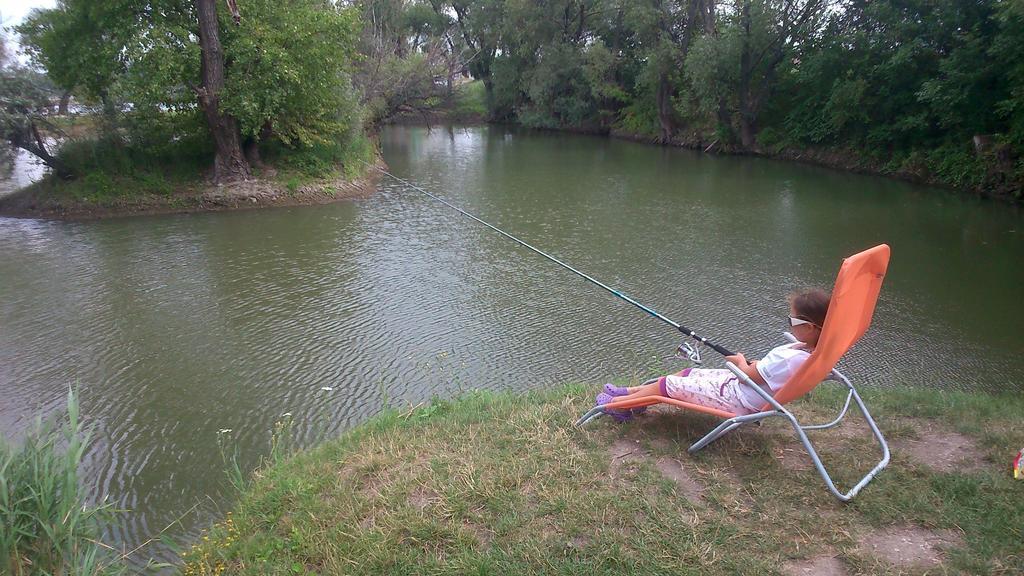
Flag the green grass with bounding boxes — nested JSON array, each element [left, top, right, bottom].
[[182, 384, 1024, 575]]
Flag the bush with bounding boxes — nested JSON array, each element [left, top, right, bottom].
[[926, 143, 987, 190], [452, 80, 488, 120], [57, 111, 212, 183], [263, 127, 374, 180], [614, 97, 661, 138], [55, 119, 213, 200]]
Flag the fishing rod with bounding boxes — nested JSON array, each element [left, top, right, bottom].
[[367, 163, 737, 360]]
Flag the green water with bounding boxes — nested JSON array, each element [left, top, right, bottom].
[[1, 125, 1021, 563]]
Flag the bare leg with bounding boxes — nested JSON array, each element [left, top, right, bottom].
[[613, 382, 663, 403]]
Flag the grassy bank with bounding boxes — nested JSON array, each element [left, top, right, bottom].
[[606, 127, 1021, 202], [0, 123, 380, 221], [183, 383, 1024, 575]]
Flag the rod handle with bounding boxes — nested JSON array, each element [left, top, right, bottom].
[[709, 343, 736, 357], [676, 325, 735, 357]]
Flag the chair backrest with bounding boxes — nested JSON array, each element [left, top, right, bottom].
[[768, 244, 890, 406]]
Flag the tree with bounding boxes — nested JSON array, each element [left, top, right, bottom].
[[433, 0, 505, 113], [0, 66, 71, 177], [18, 2, 133, 117], [988, 0, 1024, 151], [191, 0, 249, 181], [734, 0, 830, 148], [225, 0, 360, 161], [493, 0, 605, 128], [354, 0, 459, 123], [20, 0, 363, 183]]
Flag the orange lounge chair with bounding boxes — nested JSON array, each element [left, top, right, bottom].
[[575, 244, 892, 501]]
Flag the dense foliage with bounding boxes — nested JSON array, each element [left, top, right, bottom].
[[13, 0, 363, 183], [415, 0, 1023, 198]]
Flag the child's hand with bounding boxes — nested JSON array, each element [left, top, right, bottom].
[[725, 353, 747, 367]]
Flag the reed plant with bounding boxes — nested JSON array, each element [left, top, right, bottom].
[[0, 390, 122, 576]]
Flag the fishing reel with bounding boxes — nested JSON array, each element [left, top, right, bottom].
[[674, 340, 702, 365]]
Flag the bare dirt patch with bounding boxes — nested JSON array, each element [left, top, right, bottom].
[[608, 437, 707, 506], [408, 487, 435, 510], [358, 515, 376, 531], [894, 424, 987, 473], [775, 445, 813, 472], [860, 525, 963, 568], [462, 520, 493, 547], [358, 474, 385, 500], [646, 436, 675, 453], [654, 457, 705, 503], [608, 438, 647, 479], [567, 534, 590, 550], [782, 555, 848, 576]]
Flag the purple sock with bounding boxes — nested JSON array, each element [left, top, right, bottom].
[[596, 393, 633, 422], [601, 385, 648, 415], [603, 383, 630, 397]]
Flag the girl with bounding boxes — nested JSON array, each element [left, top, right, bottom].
[[597, 289, 830, 420]]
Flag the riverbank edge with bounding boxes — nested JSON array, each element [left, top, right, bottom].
[[386, 116, 1019, 202], [611, 128, 1019, 201], [0, 155, 388, 221], [182, 383, 1023, 575]]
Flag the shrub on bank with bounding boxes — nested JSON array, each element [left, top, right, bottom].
[[452, 81, 488, 122], [25, 112, 375, 205]]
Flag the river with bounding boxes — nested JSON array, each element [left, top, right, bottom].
[[1, 125, 1022, 564]]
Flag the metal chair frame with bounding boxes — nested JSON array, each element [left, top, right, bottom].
[[576, 333, 890, 501]]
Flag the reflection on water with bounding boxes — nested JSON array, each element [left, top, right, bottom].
[[0, 147, 49, 196], [1, 125, 1022, 565]]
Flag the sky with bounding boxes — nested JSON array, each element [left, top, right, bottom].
[[1, 0, 55, 61], [0, 0, 55, 28]]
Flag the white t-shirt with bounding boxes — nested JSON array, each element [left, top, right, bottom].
[[740, 342, 811, 408]]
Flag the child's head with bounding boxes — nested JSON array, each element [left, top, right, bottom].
[[787, 288, 831, 346]]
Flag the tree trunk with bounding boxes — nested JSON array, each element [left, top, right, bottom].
[[482, 75, 499, 119], [737, 0, 756, 149], [739, 111, 756, 149], [243, 138, 262, 168], [701, 0, 716, 34], [656, 72, 675, 143], [195, 0, 250, 183], [100, 90, 116, 118], [243, 122, 272, 169], [58, 91, 71, 115], [10, 123, 72, 179]]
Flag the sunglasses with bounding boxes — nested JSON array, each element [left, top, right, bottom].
[[789, 317, 819, 328]]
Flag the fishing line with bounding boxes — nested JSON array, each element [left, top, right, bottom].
[[365, 162, 736, 359]]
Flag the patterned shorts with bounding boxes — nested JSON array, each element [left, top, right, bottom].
[[659, 368, 761, 414]]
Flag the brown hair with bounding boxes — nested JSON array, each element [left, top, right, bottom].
[[788, 288, 831, 326]]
